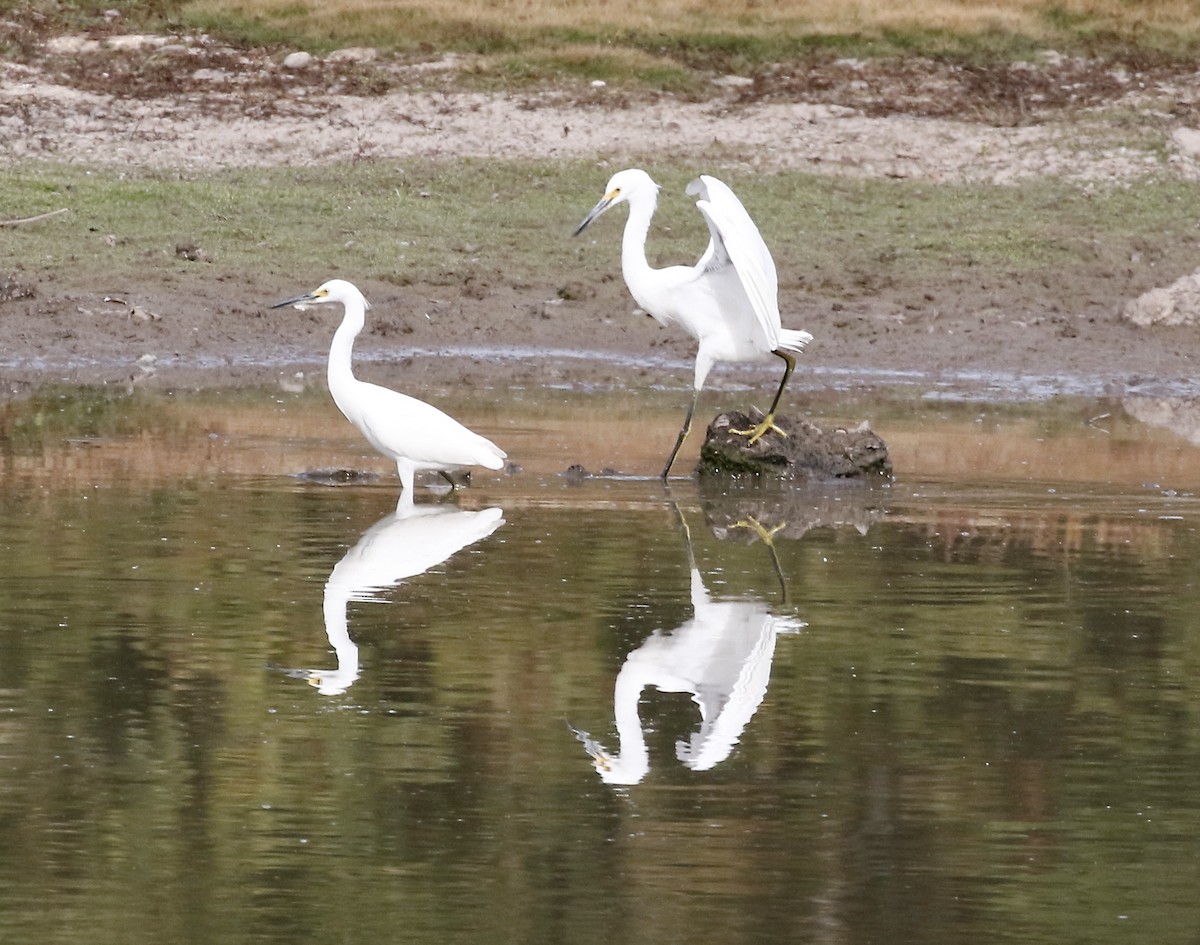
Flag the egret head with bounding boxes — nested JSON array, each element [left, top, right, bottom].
[[573, 168, 659, 236], [569, 721, 649, 786], [271, 278, 370, 311]]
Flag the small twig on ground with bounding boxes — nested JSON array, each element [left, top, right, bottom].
[[0, 208, 69, 227]]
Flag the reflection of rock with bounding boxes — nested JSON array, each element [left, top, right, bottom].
[[1123, 395, 1200, 445], [699, 479, 888, 542], [1122, 268, 1200, 327], [698, 411, 892, 481]]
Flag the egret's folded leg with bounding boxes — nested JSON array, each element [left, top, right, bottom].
[[732, 350, 796, 444], [661, 388, 700, 480]]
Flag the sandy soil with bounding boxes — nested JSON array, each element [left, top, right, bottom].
[[4, 27, 1200, 400]]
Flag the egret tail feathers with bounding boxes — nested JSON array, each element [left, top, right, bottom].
[[474, 433, 508, 470], [777, 329, 813, 355], [479, 446, 507, 470]]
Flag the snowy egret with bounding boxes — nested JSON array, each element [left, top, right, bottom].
[[574, 169, 814, 479], [271, 279, 506, 500]]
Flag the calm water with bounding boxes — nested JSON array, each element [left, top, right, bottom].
[[2, 385, 1200, 945]]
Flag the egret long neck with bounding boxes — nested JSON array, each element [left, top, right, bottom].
[[610, 666, 650, 777], [327, 299, 366, 394], [322, 579, 352, 655], [620, 192, 658, 291]]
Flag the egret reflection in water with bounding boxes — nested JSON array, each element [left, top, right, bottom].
[[574, 508, 804, 785], [285, 499, 505, 695]]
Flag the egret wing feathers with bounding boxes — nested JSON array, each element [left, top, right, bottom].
[[353, 386, 505, 470], [689, 176, 777, 288], [692, 176, 813, 358], [686, 177, 728, 274], [694, 197, 782, 352]]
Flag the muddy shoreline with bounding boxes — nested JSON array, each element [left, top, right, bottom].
[[3, 266, 1197, 402], [4, 33, 1200, 400]]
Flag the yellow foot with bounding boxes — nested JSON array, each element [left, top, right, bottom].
[[730, 413, 787, 445], [733, 516, 787, 546]]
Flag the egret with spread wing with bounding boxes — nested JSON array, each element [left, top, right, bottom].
[[574, 169, 813, 479], [271, 279, 506, 503]]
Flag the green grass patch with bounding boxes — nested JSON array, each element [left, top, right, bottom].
[[4, 160, 1200, 303]]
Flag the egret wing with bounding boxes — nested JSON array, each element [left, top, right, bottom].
[[688, 175, 781, 349], [358, 385, 505, 469], [686, 177, 728, 273]]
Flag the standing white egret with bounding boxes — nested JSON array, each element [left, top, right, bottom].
[[271, 279, 506, 501], [574, 169, 813, 479]]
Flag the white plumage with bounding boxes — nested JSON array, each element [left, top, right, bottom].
[[291, 500, 505, 695], [272, 279, 506, 501], [572, 510, 803, 785], [575, 169, 813, 478]]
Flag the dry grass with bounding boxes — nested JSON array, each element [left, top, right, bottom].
[[172, 0, 1200, 92], [185, 0, 1200, 47]]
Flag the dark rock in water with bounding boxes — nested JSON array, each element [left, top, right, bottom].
[[698, 411, 892, 481], [561, 464, 624, 481], [294, 468, 381, 485]]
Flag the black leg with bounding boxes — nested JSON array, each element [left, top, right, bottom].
[[732, 349, 796, 444], [765, 349, 796, 418], [661, 389, 699, 480]]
